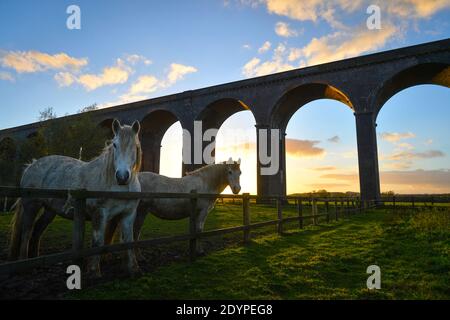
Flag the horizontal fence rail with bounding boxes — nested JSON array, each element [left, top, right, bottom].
[[0, 186, 447, 277]]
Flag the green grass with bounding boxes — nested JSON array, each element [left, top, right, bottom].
[[69, 207, 449, 300], [1, 203, 448, 300], [0, 201, 307, 261]]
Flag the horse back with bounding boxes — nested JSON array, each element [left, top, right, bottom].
[[21, 155, 84, 189]]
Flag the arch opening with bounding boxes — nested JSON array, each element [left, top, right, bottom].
[[271, 83, 354, 131], [98, 118, 114, 139], [375, 63, 450, 119], [214, 110, 257, 194], [0, 137, 17, 186], [196, 98, 252, 130], [159, 121, 183, 178], [140, 110, 181, 173], [376, 84, 450, 194], [285, 100, 359, 196]]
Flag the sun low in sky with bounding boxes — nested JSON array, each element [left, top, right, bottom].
[[0, 0, 449, 194]]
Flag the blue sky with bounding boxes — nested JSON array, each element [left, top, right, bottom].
[[1, 0, 449, 193]]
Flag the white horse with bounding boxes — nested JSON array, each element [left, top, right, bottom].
[[9, 119, 142, 276], [105, 159, 242, 254]]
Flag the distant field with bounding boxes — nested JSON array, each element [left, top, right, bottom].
[[0, 203, 448, 299]]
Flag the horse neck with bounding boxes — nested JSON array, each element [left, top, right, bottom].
[[85, 146, 116, 188], [198, 164, 228, 193]]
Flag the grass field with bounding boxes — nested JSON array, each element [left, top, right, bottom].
[[0, 203, 448, 299]]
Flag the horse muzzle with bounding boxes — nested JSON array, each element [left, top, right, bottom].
[[116, 170, 130, 185]]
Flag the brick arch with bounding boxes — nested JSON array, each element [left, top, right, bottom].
[[374, 63, 450, 120], [270, 83, 354, 131], [195, 98, 255, 130], [140, 109, 182, 173]]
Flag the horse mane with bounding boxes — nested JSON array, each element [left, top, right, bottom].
[[134, 140, 142, 173], [98, 142, 116, 186]]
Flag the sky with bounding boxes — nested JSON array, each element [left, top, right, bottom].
[[0, 0, 449, 194]]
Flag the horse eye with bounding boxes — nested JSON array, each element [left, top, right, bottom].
[[228, 170, 232, 174]]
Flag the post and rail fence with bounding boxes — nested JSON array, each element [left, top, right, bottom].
[[0, 186, 447, 277]]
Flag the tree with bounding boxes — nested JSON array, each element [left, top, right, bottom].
[[38, 107, 57, 121], [38, 104, 109, 160], [4, 104, 109, 185]]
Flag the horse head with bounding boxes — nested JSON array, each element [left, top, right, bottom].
[[223, 157, 241, 194], [111, 119, 141, 185]]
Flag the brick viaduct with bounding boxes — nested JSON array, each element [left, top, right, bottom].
[[1, 38, 449, 201]]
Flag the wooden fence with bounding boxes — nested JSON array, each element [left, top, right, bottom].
[[0, 186, 400, 276]]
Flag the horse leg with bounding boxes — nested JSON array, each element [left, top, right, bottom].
[[104, 215, 120, 245], [120, 209, 140, 275], [195, 207, 209, 255], [133, 204, 147, 241], [19, 200, 41, 260], [102, 215, 120, 263], [28, 208, 56, 258], [132, 205, 148, 261], [88, 209, 107, 277], [9, 200, 24, 261]]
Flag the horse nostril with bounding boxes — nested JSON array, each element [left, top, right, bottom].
[[115, 171, 130, 185]]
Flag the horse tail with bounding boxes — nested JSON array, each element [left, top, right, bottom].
[[8, 199, 23, 261]]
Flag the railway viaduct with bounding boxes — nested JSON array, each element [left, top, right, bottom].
[[1, 38, 449, 201]]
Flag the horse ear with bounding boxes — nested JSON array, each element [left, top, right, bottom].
[[132, 120, 141, 135], [112, 119, 121, 135], [237, 158, 241, 165]]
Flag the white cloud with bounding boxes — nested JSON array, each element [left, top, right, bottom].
[[166, 63, 197, 86], [258, 41, 272, 54], [54, 72, 76, 87], [0, 71, 14, 82], [380, 132, 416, 143], [60, 59, 130, 91], [99, 63, 198, 108], [383, 0, 450, 18], [0, 50, 87, 73], [246, 0, 449, 25], [289, 24, 399, 66], [128, 75, 159, 96], [242, 43, 295, 77], [275, 22, 299, 37], [125, 54, 152, 66]]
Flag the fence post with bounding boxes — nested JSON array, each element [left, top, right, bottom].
[[411, 196, 415, 210], [3, 196, 7, 212], [277, 197, 283, 235], [393, 195, 396, 213], [243, 193, 250, 244], [335, 200, 339, 221], [346, 199, 350, 216], [312, 199, 318, 225], [325, 200, 330, 223], [189, 190, 198, 262], [297, 198, 303, 229], [72, 189, 86, 265]]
